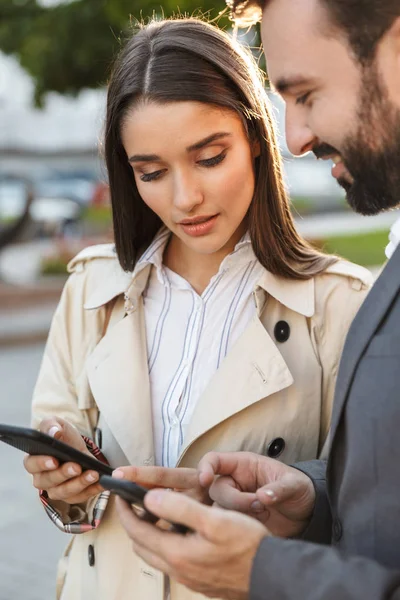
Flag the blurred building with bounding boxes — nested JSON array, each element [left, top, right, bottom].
[[0, 48, 343, 211], [0, 52, 105, 179]]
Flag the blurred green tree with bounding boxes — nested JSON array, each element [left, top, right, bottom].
[[0, 0, 230, 106]]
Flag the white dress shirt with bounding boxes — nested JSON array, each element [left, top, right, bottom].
[[133, 228, 265, 467], [385, 215, 400, 259]]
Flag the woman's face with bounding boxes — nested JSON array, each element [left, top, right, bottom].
[[121, 101, 258, 257]]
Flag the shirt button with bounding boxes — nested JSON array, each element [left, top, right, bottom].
[[332, 518, 342, 542], [267, 437, 286, 458], [88, 544, 95, 567]]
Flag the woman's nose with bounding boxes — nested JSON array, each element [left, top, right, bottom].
[[173, 173, 203, 213]]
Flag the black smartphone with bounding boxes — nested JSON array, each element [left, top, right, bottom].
[[99, 475, 192, 534], [0, 423, 113, 476]]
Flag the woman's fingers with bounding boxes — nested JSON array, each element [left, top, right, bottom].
[[31, 461, 82, 490], [47, 472, 101, 502], [23, 453, 59, 475], [39, 417, 89, 454], [39, 417, 64, 439]]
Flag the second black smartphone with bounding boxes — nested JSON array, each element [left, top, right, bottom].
[[99, 475, 192, 534]]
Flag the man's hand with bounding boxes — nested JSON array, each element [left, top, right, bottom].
[[116, 489, 267, 599], [198, 452, 316, 538], [112, 465, 211, 504], [23, 417, 102, 504]]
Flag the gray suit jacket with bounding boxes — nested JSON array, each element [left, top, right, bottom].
[[250, 245, 400, 599]]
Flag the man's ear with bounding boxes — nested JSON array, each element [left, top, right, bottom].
[[388, 16, 400, 55], [381, 16, 400, 101]]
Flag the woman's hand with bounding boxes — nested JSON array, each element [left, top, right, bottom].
[[198, 451, 316, 538], [112, 465, 211, 505], [23, 417, 103, 504]]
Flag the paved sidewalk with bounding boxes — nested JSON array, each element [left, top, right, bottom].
[[0, 344, 66, 600]]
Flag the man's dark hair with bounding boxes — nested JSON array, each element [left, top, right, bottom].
[[228, 0, 400, 62]]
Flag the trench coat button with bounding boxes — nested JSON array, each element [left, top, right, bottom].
[[332, 518, 342, 542], [274, 321, 290, 343], [267, 437, 285, 458], [88, 544, 95, 567]]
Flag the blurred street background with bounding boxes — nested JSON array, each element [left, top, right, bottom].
[[0, 0, 398, 598]]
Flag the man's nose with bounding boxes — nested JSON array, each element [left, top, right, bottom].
[[173, 172, 203, 212], [285, 110, 316, 157]]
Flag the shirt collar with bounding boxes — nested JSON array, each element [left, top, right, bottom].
[[84, 228, 315, 317], [134, 227, 171, 284], [385, 215, 400, 259], [135, 228, 255, 279]]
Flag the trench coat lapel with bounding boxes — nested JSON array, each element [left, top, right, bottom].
[[179, 315, 294, 458], [86, 299, 155, 466], [329, 245, 400, 446]]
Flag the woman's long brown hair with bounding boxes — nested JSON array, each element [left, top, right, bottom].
[[105, 17, 337, 279]]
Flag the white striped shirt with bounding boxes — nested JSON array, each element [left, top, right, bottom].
[[135, 228, 265, 467]]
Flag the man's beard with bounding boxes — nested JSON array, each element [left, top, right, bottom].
[[317, 65, 400, 216]]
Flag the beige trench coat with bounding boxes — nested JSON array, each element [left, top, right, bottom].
[[31, 244, 372, 600]]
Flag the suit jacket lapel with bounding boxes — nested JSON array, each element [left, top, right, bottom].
[[178, 315, 293, 459], [330, 245, 400, 444], [86, 299, 155, 466]]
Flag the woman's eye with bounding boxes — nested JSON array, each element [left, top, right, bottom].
[[296, 92, 312, 106], [198, 151, 227, 168], [140, 170, 165, 182]]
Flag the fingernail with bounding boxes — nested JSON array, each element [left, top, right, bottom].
[[48, 426, 61, 438], [45, 459, 55, 469], [67, 466, 78, 476], [250, 500, 264, 513], [85, 472, 98, 483], [112, 469, 124, 479], [264, 490, 276, 501]]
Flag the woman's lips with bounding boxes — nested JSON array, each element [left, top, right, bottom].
[[178, 215, 219, 237]]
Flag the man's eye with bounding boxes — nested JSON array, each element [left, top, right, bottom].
[[296, 92, 311, 106], [140, 170, 165, 182], [198, 151, 227, 168]]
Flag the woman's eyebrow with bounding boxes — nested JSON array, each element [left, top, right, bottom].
[[186, 132, 232, 152], [128, 153, 160, 163], [128, 132, 232, 163]]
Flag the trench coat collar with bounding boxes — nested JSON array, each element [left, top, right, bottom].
[[83, 256, 316, 319], [256, 271, 315, 317]]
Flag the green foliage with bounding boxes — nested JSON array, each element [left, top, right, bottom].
[[314, 230, 389, 267], [40, 255, 68, 275], [0, 0, 229, 106]]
